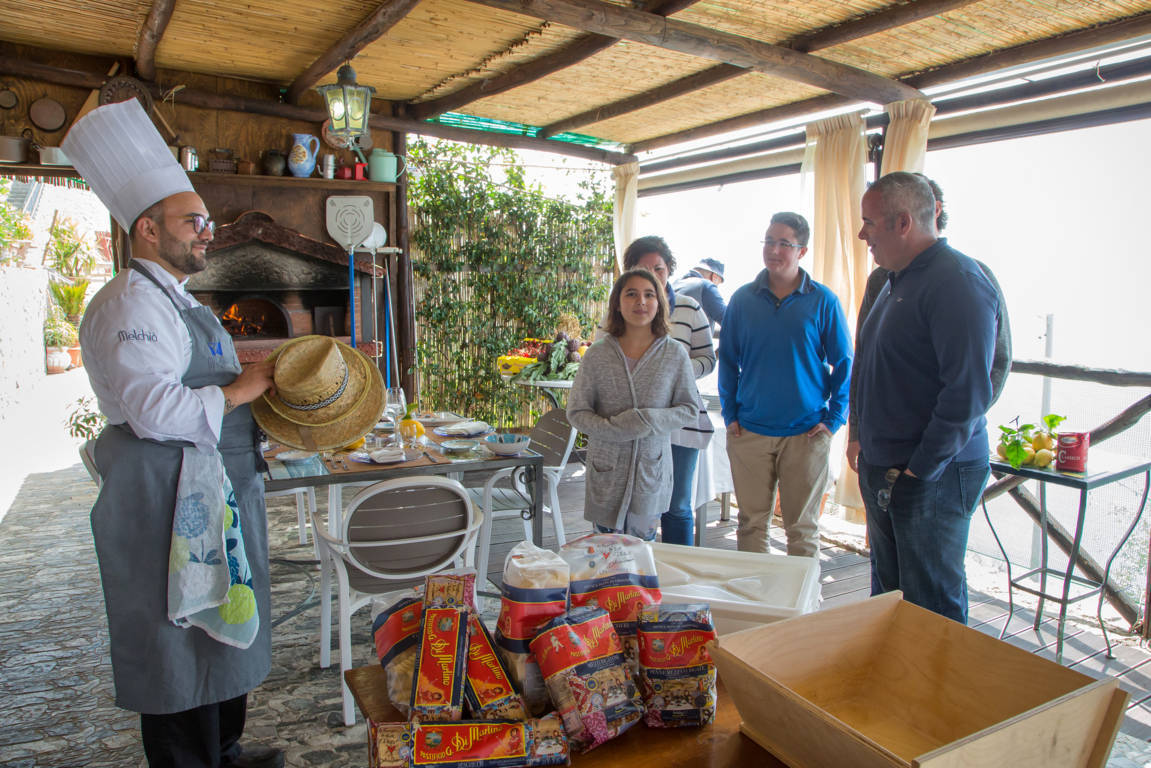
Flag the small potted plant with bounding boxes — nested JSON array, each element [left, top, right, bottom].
[[44, 313, 79, 374], [49, 279, 88, 367]]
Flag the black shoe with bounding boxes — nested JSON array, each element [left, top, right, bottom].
[[222, 745, 285, 768]]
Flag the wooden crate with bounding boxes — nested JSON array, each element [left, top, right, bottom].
[[709, 592, 1127, 768]]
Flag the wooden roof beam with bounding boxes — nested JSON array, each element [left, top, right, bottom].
[[629, 10, 1151, 154], [286, 0, 423, 105], [460, 0, 923, 104], [538, 0, 983, 138], [407, 0, 698, 121], [135, 0, 176, 82]]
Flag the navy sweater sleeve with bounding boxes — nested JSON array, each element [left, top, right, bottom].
[[908, 270, 997, 480], [698, 280, 727, 328]]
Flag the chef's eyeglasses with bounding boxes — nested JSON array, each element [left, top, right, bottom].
[[762, 237, 803, 250], [185, 214, 215, 236]]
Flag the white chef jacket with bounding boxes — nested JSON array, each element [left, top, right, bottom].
[[80, 258, 226, 448]]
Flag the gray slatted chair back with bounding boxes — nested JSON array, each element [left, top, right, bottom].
[[530, 408, 577, 470], [342, 477, 475, 594]]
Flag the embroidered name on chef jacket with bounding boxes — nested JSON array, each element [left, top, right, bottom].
[[117, 329, 159, 342]]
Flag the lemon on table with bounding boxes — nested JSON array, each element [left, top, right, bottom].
[[342, 436, 366, 451], [399, 403, 426, 444]]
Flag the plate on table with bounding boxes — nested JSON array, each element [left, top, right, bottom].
[[433, 420, 492, 438], [348, 449, 410, 464], [415, 411, 462, 427], [440, 439, 477, 455], [278, 450, 318, 463], [373, 421, 395, 432]]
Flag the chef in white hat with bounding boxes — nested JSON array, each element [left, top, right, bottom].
[[65, 99, 282, 768]]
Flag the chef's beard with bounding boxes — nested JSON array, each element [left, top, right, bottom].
[[157, 227, 207, 275]]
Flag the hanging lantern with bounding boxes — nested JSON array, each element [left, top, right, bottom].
[[317, 62, 376, 142]]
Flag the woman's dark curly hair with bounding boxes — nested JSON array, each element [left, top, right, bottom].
[[622, 235, 675, 275]]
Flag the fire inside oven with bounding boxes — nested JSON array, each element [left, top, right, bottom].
[[219, 297, 290, 338]]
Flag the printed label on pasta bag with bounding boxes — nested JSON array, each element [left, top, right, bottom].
[[495, 583, 567, 653], [465, 615, 527, 719], [637, 629, 714, 669], [569, 573, 660, 627], [531, 610, 624, 679], [373, 597, 424, 667], [413, 722, 526, 766], [411, 607, 468, 718]]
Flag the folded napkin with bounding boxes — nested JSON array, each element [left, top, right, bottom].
[[439, 420, 489, 435], [370, 448, 406, 463]]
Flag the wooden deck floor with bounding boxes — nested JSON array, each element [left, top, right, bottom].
[[487, 462, 1151, 740]]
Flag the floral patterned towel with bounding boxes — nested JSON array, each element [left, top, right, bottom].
[[167, 445, 258, 649]]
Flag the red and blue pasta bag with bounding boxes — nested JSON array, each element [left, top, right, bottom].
[[530, 607, 642, 753], [560, 534, 661, 676], [637, 603, 717, 728], [411, 606, 470, 722], [465, 614, 529, 720], [372, 714, 569, 767], [372, 595, 424, 717]]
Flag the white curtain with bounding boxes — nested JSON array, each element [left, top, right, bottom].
[[881, 99, 936, 175], [612, 161, 639, 277], [801, 113, 870, 513]]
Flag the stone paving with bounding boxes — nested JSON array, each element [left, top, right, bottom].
[[4, 462, 1151, 766]]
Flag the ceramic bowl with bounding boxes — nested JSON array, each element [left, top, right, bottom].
[[441, 439, 476, 455], [484, 433, 531, 456]]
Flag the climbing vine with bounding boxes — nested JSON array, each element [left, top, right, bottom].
[[408, 139, 614, 428]]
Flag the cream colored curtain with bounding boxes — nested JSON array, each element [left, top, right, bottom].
[[612, 161, 639, 277], [801, 113, 870, 513], [880, 99, 936, 175]]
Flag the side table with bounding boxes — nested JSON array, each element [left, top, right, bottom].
[[981, 451, 1151, 663]]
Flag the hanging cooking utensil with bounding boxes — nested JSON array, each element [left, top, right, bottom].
[[99, 75, 154, 111], [30, 97, 67, 132], [0, 88, 17, 110], [325, 197, 374, 349]]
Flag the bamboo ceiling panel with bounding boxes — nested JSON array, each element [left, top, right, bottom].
[[155, 0, 383, 83], [575, 73, 825, 143], [464, 40, 725, 126], [0, 0, 151, 59], [819, 0, 1151, 80], [673, 0, 893, 46], [348, 0, 563, 100]]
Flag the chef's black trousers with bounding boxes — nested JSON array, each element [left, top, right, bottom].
[[140, 693, 246, 768]]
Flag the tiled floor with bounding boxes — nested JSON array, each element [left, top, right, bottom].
[[3, 460, 1151, 766]]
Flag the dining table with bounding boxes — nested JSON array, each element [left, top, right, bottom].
[[263, 418, 546, 546]]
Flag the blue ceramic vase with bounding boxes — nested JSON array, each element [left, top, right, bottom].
[[288, 134, 319, 178]]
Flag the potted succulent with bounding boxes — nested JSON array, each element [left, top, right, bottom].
[[44, 313, 79, 374]]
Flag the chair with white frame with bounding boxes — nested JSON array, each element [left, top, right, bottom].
[[309, 475, 483, 725]]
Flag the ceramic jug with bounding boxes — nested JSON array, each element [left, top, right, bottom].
[[369, 149, 407, 183], [262, 149, 286, 176], [288, 134, 320, 178]]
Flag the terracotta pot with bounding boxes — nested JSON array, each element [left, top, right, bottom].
[[68, 345, 83, 369], [46, 346, 70, 374]]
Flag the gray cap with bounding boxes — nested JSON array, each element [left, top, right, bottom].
[[693, 257, 725, 282]]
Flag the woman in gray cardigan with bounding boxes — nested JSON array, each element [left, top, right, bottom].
[[568, 269, 699, 539]]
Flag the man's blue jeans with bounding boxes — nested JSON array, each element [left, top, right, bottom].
[[660, 444, 699, 545], [858, 456, 990, 624]]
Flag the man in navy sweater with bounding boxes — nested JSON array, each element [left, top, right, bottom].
[[718, 212, 852, 557], [854, 172, 998, 624]]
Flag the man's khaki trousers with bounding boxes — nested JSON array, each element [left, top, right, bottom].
[[726, 429, 830, 557]]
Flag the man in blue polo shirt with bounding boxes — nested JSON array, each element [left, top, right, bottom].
[[854, 172, 997, 624], [718, 212, 852, 557]]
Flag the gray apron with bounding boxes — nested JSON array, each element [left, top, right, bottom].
[[90, 260, 271, 715]]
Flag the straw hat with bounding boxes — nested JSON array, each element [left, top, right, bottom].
[[61, 99, 194, 232], [251, 336, 384, 451]]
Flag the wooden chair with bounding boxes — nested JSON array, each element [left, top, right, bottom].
[[467, 408, 577, 582], [309, 475, 483, 725]]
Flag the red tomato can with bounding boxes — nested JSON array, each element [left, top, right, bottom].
[[1056, 431, 1090, 472]]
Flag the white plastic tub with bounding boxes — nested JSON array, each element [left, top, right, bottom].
[[650, 542, 820, 634]]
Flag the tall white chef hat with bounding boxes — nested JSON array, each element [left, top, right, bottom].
[[61, 99, 194, 233]]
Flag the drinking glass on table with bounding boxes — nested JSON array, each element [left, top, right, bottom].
[[384, 387, 407, 445]]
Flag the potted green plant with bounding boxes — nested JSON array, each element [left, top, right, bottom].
[[46, 217, 94, 278], [48, 279, 89, 367], [44, 313, 78, 374]]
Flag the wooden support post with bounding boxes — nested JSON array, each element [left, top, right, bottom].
[[392, 130, 418, 399]]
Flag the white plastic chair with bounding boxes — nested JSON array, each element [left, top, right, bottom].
[[265, 485, 317, 546], [79, 440, 101, 488], [310, 475, 483, 725], [468, 408, 577, 583]]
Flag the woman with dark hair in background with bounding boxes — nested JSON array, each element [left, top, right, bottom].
[[570, 269, 699, 539]]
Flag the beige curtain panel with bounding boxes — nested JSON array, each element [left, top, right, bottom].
[[802, 112, 870, 512], [880, 99, 937, 176], [612, 161, 639, 277]]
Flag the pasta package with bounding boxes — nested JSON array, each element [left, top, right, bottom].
[[465, 614, 529, 720], [560, 534, 661, 674], [372, 596, 424, 718], [425, 570, 478, 612], [411, 606, 470, 722], [494, 542, 570, 715], [372, 714, 570, 768], [530, 607, 642, 753], [637, 603, 718, 728]]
